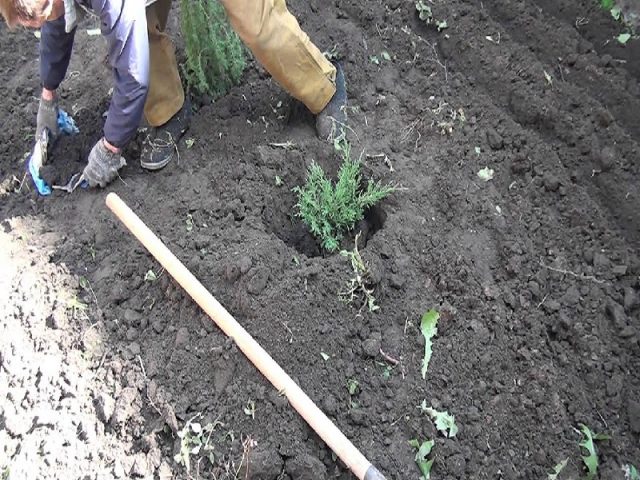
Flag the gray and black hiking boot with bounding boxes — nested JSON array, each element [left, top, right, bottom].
[[140, 100, 192, 171], [316, 61, 348, 141]]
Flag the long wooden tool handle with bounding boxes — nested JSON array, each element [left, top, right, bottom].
[[105, 193, 387, 480]]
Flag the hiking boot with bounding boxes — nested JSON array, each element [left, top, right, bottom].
[[316, 61, 348, 141], [140, 100, 192, 171]]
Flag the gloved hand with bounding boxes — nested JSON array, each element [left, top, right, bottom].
[[82, 139, 127, 188], [36, 97, 60, 139], [316, 61, 348, 141]]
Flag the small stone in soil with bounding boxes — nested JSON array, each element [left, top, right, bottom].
[[624, 287, 637, 311], [124, 308, 142, 324], [224, 263, 242, 282], [157, 461, 172, 480], [113, 460, 125, 479], [597, 146, 616, 172], [247, 267, 270, 295], [152, 320, 164, 334], [175, 327, 189, 348], [111, 387, 139, 426], [126, 327, 138, 341], [486, 128, 504, 150], [612, 265, 628, 276], [619, 326, 636, 339], [593, 252, 609, 268], [129, 342, 141, 356], [362, 335, 381, 358], [4, 404, 31, 436], [447, 453, 467, 477], [543, 174, 560, 192], [240, 446, 284, 479], [606, 300, 628, 329], [238, 255, 253, 274], [285, 453, 327, 480], [131, 452, 149, 478], [606, 375, 623, 397], [629, 399, 640, 433]]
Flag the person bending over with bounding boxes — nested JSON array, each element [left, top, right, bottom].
[[0, 0, 347, 187]]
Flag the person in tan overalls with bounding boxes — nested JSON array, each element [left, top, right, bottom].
[[144, 0, 347, 169]]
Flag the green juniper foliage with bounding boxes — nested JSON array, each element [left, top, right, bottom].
[[294, 141, 394, 252], [180, 0, 245, 98]]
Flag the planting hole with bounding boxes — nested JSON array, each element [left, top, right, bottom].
[[262, 189, 387, 258]]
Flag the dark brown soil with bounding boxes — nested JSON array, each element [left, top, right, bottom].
[[1, 1, 639, 479]]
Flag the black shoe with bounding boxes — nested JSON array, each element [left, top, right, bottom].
[[316, 61, 348, 141], [140, 100, 192, 171]]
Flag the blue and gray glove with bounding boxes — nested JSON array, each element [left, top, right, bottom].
[[36, 97, 60, 139], [82, 139, 127, 188], [28, 107, 80, 195]]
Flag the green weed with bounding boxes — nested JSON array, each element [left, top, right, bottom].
[[415, 0, 448, 31], [243, 400, 256, 419], [144, 270, 157, 282], [547, 458, 568, 480], [625, 464, 640, 480], [420, 309, 439, 379], [347, 378, 359, 396], [174, 415, 221, 473], [578, 424, 610, 480], [599, 0, 637, 41], [409, 439, 435, 479], [420, 401, 458, 438], [67, 295, 88, 318], [294, 140, 394, 252], [180, 0, 245, 98], [370, 51, 392, 65], [339, 233, 379, 312], [347, 378, 360, 409], [323, 44, 341, 61]]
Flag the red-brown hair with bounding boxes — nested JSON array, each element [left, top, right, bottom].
[[0, 0, 50, 28]]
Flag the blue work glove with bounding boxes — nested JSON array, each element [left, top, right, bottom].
[[82, 139, 127, 188]]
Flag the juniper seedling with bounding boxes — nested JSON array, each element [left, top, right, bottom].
[[294, 140, 395, 251], [180, 0, 245, 98]]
